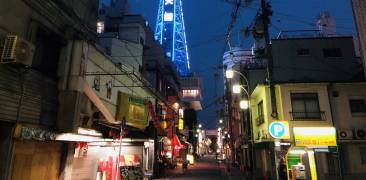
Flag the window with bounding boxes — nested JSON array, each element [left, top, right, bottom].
[[349, 99, 366, 113], [297, 49, 310, 56], [256, 101, 264, 125], [360, 147, 366, 164], [323, 48, 342, 58], [290, 93, 322, 120], [32, 28, 63, 79]]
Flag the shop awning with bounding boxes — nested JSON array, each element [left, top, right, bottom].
[[147, 101, 165, 135]]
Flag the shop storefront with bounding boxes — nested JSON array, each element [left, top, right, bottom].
[[286, 127, 338, 180], [71, 139, 154, 180]]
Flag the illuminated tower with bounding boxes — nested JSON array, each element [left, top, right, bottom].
[[155, 0, 190, 76]]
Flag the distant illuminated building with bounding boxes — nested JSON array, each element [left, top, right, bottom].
[[155, 0, 190, 76]]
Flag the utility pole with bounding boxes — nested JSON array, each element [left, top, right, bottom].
[[260, 0, 279, 179], [261, 0, 277, 119]]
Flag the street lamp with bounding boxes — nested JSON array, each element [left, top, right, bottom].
[[225, 69, 234, 79], [225, 69, 249, 85], [232, 84, 250, 97], [240, 100, 249, 110], [232, 84, 242, 94], [198, 124, 202, 128], [219, 119, 223, 124]]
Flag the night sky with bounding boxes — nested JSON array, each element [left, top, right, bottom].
[[106, 0, 357, 130]]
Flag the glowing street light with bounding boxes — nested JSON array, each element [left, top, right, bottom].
[[198, 124, 202, 128], [225, 69, 234, 79], [232, 84, 242, 94], [240, 100, 249, 110], [219, 119, 223, 124]]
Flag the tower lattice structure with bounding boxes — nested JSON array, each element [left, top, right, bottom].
[[155, 0, 190, 76]]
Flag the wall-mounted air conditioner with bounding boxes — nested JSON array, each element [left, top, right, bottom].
[[0, 35, 34, 66], [354, 128, 366, 140]]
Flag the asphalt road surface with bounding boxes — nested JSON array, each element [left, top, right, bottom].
[[155, 155, 230, 180]]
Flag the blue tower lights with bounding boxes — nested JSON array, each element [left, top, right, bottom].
[[155, 0, 191, 76]]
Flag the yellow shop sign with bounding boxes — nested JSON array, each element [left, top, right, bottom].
[[116, 92, 148, 129], [293, 127, 337, 147]]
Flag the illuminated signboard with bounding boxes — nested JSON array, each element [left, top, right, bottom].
[[178, 118, 184, 130], [164, 12, 173, 21], [165, 0, 173, 5], [269, 121, 290, 139], [293, 127, 337, 147]]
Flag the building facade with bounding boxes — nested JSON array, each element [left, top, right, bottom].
[[351, 0, 366, 76], [241, 34, 365, 180], [329, 82, 366, 180], [0, 0, 98, 179]]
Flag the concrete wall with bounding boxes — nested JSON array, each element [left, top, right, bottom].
[[351, 0, 366, 77], [85, 44, 152, 119], [329, 83, 366, 178], [330, 83, 366, 128], [272, 37, 361, 83]]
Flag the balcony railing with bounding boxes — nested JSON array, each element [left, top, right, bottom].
[[256, 115, 265, 126], [290, 111, 326, 121]]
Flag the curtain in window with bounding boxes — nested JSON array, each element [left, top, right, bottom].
[[291, 93, 320, 119]]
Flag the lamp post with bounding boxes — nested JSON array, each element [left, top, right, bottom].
[[225, 69, 249, 87], [226, 68, 255, 175]]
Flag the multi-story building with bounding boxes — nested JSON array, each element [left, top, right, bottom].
[[250, 83, 336, 179], [181, 75, 203, 150], [329, 82, 366, 180], [243, 33, 365, 180], [95, 9, 184, 178], [351, 0, 366, 76], [0, 0, 98, 179]]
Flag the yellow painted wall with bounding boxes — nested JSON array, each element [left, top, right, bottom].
[[250, 83, 334, 143]]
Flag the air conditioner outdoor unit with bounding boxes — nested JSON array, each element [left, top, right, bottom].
[[0, 35, 34, 66], [337, 129, 353, 140], [354, 128, 366, 140]]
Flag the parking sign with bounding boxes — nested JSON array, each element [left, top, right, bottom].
[[269, 121, 290, 139]]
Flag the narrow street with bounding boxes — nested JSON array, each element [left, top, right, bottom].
[[156, 155, 244, 180]]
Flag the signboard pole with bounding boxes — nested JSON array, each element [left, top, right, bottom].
[[116, 117, 126, 179]]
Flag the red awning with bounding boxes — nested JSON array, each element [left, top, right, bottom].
[[147, 101, 165, 135]]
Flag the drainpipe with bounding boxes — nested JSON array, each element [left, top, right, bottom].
[[327, 83, 344, 180]]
